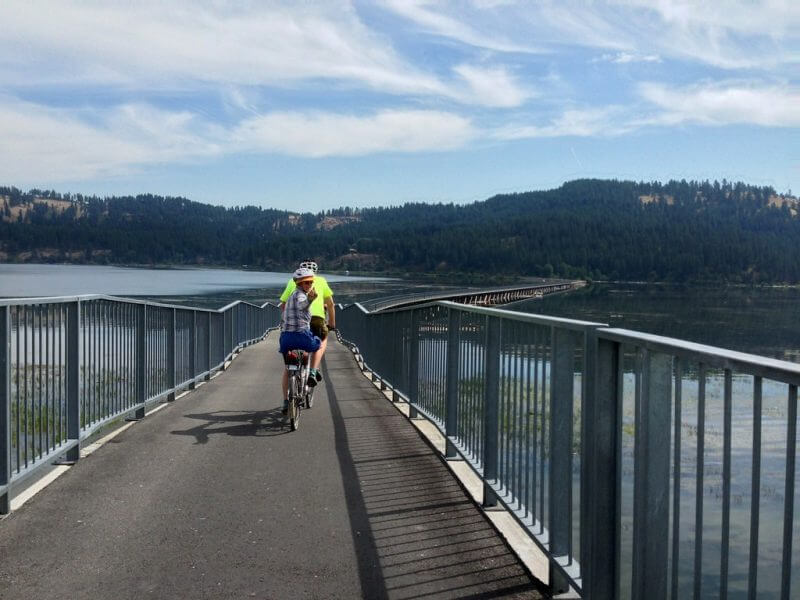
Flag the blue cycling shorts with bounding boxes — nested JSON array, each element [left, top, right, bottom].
[[279, 330, 321, 354]]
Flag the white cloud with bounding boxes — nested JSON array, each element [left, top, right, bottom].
[[453, 64, 532, 107], [493, 107, 631, 139], [379, 0, 542, 53], [231, 109, 476, 157], [0, 98, 223, 182], [382, 0, 800, 70], [0, 1, 446, 97], [639, 82, 800, 127], [593, 52, 662, 64], [0, 96, 476, 183]]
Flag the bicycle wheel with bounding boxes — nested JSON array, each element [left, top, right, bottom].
[[290, 373, 302, 430], [287, 372, 300, 430]]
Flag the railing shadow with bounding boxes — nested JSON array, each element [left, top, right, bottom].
[[323, 356, 545, 600], [170, 409, 290, 443]]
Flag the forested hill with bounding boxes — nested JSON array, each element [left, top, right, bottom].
[[2, 179, 799, 283]]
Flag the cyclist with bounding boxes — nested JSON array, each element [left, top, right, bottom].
[[279, 259, 335, 382], [279, 267, 322, 413]]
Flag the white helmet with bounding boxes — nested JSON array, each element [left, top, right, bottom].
[[299, 259, 318, 273], [292, 267, 315, 282]]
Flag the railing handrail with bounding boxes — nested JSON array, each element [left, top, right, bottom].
[[600, 327, 800, 385], [0, 293, 277, 312]]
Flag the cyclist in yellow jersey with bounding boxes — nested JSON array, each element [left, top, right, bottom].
[[279, 260, 335, 400]]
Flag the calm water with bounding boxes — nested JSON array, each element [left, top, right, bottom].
[[0, 263, 394, 304], [510, 282, 800, 362]]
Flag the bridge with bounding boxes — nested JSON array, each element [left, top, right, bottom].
[[1, 292, 799, 599]]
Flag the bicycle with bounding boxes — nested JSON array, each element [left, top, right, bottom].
[[283, 349, 314, 430]]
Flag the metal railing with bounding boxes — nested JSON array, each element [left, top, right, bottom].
[[337, 300, 800, 600], [0, 295, 281, 513]]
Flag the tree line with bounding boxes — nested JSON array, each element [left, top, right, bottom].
[[1, 179, 798, 283]]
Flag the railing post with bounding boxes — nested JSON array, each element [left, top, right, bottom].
[[582, 333, 621, 599], [482, 315, 501, 508], [221, 311, 227, 370], [408, 309, 420, 418], [65, 300, 80, 462], [132, 304, 146, 420], [549, 327, 576, 594], [189, 310, 196, 390], [205, 311, 211, 380], [445, 308, 460, 459], [167, 308, 176, 401], [0, 306, 10, 513], [631, 349, 671, 600]]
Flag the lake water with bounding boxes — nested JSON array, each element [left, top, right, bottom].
[[0, 263, 389, 300], [510, 282, 800, 363]]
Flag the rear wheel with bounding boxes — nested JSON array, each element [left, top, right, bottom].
[[288, 375, 300, 430]]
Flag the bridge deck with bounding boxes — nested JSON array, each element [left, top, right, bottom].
[[0, 335, 544, 599]]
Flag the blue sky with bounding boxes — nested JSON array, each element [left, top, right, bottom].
[[1, 1, 798, 212]]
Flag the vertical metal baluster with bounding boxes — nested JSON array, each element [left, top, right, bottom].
[[671, 358, 683, 600], [408, 310, 420, 418], [631, 349, 671, 600], [747, 376, 762, 600], [65, 301, 79, 462], [721, 369, 733, 598], [583, 335, 621, 600], [521, 325, 534, 518], [550, 327, 576, 594], [190, 310, 196, 390], [513, 325, 521, 506], [15, 307, 20, 472], [539, 329, 547, 535], [93, 301, 98, 423], [780, 385, 797, 600], [483, 315, 501, 508], [205, 311, 211, 380], [1, 305, 11, 513], [37, 305, 42, 460], [530, 326, 539, 522], [445, 308, 460, 459], [24, 306, 28, 468], [694, 363, 707, 600], [168, 308, 176, 401], [46, 306, 51, 452]]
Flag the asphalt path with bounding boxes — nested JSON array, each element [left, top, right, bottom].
[[0, 335, 545, 599]]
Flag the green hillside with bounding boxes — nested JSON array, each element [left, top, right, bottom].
[[1, 179, 798, 283]]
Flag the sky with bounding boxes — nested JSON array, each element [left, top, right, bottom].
[[1, 1, 798, 212]]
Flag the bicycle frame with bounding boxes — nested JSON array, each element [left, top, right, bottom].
[[284, 349, 310, 430]]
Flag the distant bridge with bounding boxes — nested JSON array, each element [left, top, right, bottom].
[[359, 279, 584, 312]]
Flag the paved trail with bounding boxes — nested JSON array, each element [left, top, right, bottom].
[[0, 336, 544, 599]]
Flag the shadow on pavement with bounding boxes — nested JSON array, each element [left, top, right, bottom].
[[171, 409, 290, 443], [323, 354, 545, 600]]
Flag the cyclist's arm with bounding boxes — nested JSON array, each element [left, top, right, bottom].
[[325, 296, 335, 328]]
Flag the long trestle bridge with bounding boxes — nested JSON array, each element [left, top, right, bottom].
[[1, 288, 798, 599]]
